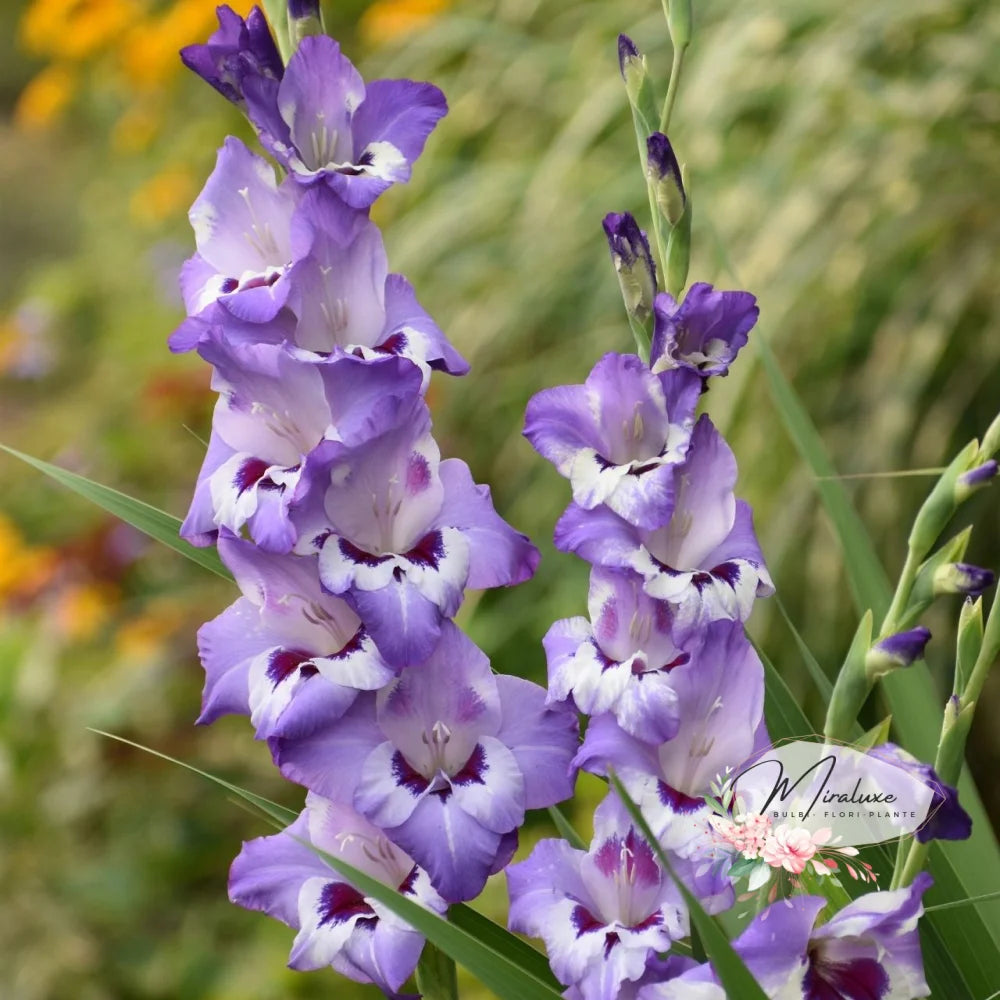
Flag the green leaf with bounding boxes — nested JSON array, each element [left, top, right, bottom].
[[751, 635, 818, 737], [856, 715, 893, 752], [774, 595, 834, 700], [449, 905, 558, 989], [88, 730, 564, 1000], [1, 445, 229, 580], [547, 804, 587, 850], [754, 339, 892, 621], [608, 771, 770, 1000]]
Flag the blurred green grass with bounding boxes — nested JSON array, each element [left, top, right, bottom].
[[2, 0, 999, 996]]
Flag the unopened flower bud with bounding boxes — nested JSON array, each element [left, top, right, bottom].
[[934, 562, 995, 598], [866, 626, 931, 680], [618, 34, 646, 105], [908, 439, 979, 557], [288, 0, 323, 44], [979, 410, 1000, 463], [602, 212, 657, 322], [955, 597, 984, 694], [955, 460, 998, 502], [646, 132, 686, 226]]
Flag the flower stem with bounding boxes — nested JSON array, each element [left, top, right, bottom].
[[660, 44, 687, 134]]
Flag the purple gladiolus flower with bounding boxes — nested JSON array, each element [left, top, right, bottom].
[[638, 895, 825, 999], [243, 34, 447, 208], [868, 743, 972, 843], [180, 6, 283, 107], [181, 340, 422, 552], [507, 791, 687, 1000], [293, 394, 539, 667], [554, 414, 773, 625], [642, 875, 931, 999], [273, 622, 579, 901], [575, 619, 766, 851], [544, 566, 690, 743], [174, 138, 303, 339], [197, 533, 397, 739], [285, 188, 468, 377], [229, 793, 445, 998], [525, 353, 700, 529], [650, 283, 758, 379]]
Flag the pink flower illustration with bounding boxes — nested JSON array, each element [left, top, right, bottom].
[[761, 824, 830, 874]]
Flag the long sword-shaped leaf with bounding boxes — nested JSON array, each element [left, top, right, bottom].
[[89, 730, 564, 1000], [1, 445, 229, 580], [755, 339, 892, 620], [608, 771, 770, 1000]]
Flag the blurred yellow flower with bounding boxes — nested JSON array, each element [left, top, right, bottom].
[[114, 598, 186, 660], [0, 515, 58, 605], [21, 0, 138, 61], [121, 0, 220, 91], [111, 102, 162, 152], [130, 166, 196, 226], [13, 63, 76, 131], [360, 0, 451, 46], [53, 581, 118, 641]]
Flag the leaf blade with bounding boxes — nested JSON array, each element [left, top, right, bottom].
[[1, 445, 229, 580]]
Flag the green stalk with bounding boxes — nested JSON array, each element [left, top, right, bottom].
[[660, 45, 687, 133]]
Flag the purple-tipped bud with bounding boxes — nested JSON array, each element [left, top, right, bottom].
[[288, 0, 320, 17], [869, 743, 972, 843], [618, 34, 640, 77], [602, 212, 657, 322], [646, 132, 686, 226], [866, 626, 931, 679], [934, 562, 995, 597], [617, 34, 646, 104], [288, 0, 323, 41], [956, 459, 998, 501], [180, 6, 283, 106]]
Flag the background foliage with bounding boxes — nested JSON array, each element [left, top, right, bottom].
[[2, 0, 999, 996]]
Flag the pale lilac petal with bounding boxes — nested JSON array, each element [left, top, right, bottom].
[[278, 36, 363, 175], [273, 694, 381, 796], [286, 189, 388, 352], [349, 576, 451, 669], [554, 502, 646, 569], [381, 274, 469, 375], [228, 812, 324, 927], [196, 599, 259, 723], [447, 736, 526, 833], [574, 713, 660, 777], [436, 458, 540, 589], [387, 793, 509, 902], [376, 624, 500, 761], [495, 675, 579, 809], [642, 415, 736, 570], [355, 740, 426, 828], [351, 78, 447, 172], [181, 427, 236, 547]]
